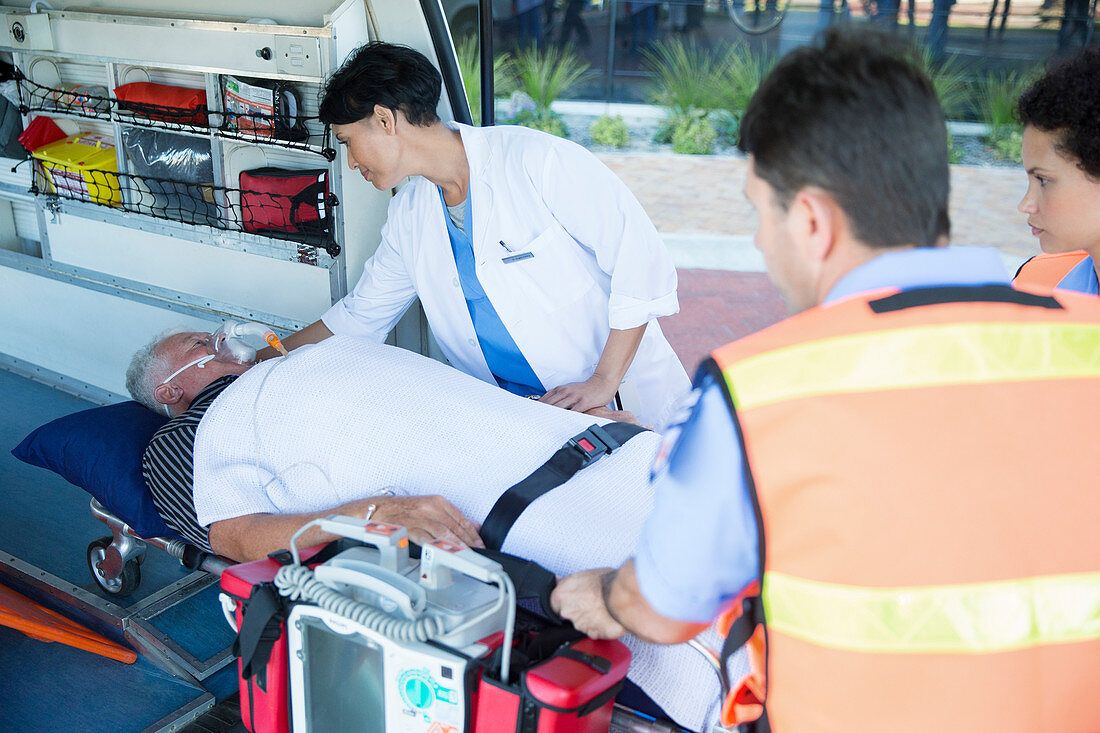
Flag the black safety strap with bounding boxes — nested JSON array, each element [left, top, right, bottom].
[[473, 547, 562, 622], [233, 583, 285, 689], [480, 422, 650, 551], [718, 596, 771, 733], [868, 284, 1063, 313]]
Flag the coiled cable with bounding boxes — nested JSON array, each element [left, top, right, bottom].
[[274, 563, 447, 642]]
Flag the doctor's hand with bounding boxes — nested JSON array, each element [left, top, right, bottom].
[[363, 495, 485, 550], [551, 569, 626, 640], [540, 374, 618, 415]]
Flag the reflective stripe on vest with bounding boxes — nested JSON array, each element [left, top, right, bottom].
[[725, 321, 1100, 411], [710, 285, 1100, 733], [764, 570, 1100, 655]]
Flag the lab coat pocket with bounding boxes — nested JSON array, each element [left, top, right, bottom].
[[499, 224, 595, 314]]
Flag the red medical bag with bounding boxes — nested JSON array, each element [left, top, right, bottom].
[[474, 626, 631, 733], [221, 543, 345, 733], [220, 555, 293, 733], [114, 82, 208, 125], [239, 167, 329, 237]]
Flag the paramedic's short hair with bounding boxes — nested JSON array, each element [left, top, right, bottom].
[[738, 28, 950, 249], [126, 328, 184, 412], [320, 42, 442, 127], [1017, 49, 1100, 179]]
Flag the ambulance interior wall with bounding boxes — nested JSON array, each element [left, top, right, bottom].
[[0, 0, 461, 396]]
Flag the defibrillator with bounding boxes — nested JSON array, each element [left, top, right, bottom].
[[221, 515, 631, 733]]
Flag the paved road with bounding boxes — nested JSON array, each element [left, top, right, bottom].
[[597, 150, 1041, 372]]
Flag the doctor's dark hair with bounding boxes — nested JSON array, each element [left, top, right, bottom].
[[1017, 49, 1100, 179], [320, 42, 442, 127], [738, 29, 950, 249]]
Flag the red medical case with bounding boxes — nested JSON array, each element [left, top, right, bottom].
[[221, 546, 328, 733], [474, 636, 632, 733]]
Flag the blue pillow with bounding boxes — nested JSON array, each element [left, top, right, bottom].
[[11, 401, 178, 539]]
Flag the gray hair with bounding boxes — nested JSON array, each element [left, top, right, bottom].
[[125, 327, 188, 412]]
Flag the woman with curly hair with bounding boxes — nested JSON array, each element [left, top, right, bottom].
[[1015, 49, 1100, 293]]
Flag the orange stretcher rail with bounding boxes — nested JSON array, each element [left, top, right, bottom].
[[0, 584, 138, 664]]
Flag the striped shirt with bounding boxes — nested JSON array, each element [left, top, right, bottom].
[[142, 375, 237, 551]]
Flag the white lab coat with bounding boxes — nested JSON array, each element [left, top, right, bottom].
[[322, 122, 690, 428]]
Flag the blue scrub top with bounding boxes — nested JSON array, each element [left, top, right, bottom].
[[440, 187, 544, 397], [633, 247, 1013, 623]]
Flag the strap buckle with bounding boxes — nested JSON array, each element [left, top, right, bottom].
[[565, 424, 621, 467]]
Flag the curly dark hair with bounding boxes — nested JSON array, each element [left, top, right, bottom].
[[320, 42, 441, 127], [739, 28, 949, 249], [1017, 49, 1100, 178]]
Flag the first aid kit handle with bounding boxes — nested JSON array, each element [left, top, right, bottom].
[[313, 561, 426, 619], [218, 592, 239, 633]]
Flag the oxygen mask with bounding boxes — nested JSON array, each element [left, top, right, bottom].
[[210, 320, 289, 364]]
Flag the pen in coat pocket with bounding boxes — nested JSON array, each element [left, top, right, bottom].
[[499, 239, 514, 253]]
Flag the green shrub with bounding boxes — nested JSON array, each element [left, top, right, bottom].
[[947, 129, 964, 164], [653, 114, 681, 144], [987, 125, 1023, 162], [917, 49, 970, 120], [512, 44, 590, 115], [716, 44, 772, 122], [590, 114, 630, 147], [456, 36, 514, 125], [977, 70, 1035, 129], [711, 109, 740, 147], [671, 114, 717, 155], [644, 39, 724, 114], [508, 108, 569, 138]]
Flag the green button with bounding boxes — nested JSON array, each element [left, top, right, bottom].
[[404, 677, 434, 709]]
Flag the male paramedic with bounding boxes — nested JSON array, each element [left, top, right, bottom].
[[127, 331, 718, 730], [551, 28, 1100, 732]]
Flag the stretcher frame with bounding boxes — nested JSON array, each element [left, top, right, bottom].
[[85, 497, 712, 733]]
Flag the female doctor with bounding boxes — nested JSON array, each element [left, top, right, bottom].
[[282, 42, 690, 428]]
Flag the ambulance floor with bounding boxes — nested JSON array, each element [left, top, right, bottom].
[[0, 368, 238, 732]]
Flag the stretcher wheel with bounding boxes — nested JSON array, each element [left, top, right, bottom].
[[87, 536, 141, 597]]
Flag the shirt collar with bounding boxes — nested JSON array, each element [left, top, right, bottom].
[[826, 247, 1011, 304], [1059, 255, 1099, 295], [187, 374, 238, 414]]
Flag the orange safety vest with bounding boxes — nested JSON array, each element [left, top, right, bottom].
[[1014, 251, 1091, 290], [707, 283, 1100, 733]]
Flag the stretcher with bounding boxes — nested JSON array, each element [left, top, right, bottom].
[[85, 498, 707, 732]]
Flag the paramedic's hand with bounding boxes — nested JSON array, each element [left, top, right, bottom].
[[551, 569, 626, 640], [369, 495, 484, 549], [540, 374, 618, 415]]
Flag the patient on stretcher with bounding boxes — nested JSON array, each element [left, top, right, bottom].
[[127, 332, 722, 730]]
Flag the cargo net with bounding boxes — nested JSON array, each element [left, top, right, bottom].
[[30, 160, 340, 260], [14, 70, 336, 160]]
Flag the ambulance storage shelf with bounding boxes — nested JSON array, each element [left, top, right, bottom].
[[14, 67, 340, 262], [28, 144, 338, 257], [14, 71, 336, 160]]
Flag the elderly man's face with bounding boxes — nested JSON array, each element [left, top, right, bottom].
[[156, 332, 251, 409]]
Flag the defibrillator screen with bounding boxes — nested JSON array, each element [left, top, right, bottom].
[[299, 617, 385, 732]]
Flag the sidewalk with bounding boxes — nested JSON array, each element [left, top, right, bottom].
[[595, 151, 1040, 373]]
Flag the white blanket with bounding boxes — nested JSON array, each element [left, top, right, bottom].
[[194, 336, 723, 730]]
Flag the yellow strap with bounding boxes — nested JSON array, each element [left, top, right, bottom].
[[724, 323, 1100, 410], [763, 571, 1100, 654]]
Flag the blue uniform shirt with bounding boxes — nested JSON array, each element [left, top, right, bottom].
[[1057, 254, 1099, 295], [633, 246, 1012, 622], [440, 188, 544, 397]]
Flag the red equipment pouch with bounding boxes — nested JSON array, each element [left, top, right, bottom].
[[239, 167, 329, 237], [220, 544, 345, 733], [474, 635, 631, 733], [19, 115, 66, 152], [114, 82, 208, 126]]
